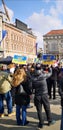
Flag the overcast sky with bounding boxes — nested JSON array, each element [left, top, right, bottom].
[[0, 0, 63, 48]]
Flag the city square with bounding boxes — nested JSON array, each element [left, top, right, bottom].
[[0, 1, 63, 130]]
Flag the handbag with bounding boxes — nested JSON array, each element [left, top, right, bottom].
[[15, 85, 30, 106]]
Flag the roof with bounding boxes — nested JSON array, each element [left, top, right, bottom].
[[44, 29, 63, 36]]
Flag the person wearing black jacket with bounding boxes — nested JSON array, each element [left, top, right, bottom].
[[58, 70, 63, 130], [32, 63, 55, 129], [15, 82, 32, 126], [13, 67, 32, 126], [49, 65, 58, 99]]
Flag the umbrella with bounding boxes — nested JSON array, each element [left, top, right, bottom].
[[0, 56, 13, 64]]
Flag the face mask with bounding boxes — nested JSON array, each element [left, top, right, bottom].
[[10, 67, 15, 74]]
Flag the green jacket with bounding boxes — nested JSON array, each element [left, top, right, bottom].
[[0, 71, 12, 94]]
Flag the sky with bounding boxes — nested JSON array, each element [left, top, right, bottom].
[[0, 0, 63, 49]]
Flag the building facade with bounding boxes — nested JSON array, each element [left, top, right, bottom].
[[43, 30, 63, 59], [0, 13, 37, 62]]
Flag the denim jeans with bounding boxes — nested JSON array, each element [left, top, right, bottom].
[[60, 107, 63, 130], [0, 91, 12, 114], [16, 105, 27, 125]]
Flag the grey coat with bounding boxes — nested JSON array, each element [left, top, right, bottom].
[[32, 68, 52, 96]]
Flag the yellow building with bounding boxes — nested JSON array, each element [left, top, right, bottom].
[[0, 14, 37, 63]]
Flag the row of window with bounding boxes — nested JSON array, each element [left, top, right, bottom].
[[44, 35, 63, 40], [5, 41, 35, 54]]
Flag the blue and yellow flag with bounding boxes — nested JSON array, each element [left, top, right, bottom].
[[12, 55, 27, 64]]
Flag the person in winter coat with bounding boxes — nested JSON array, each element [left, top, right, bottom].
[[0, 66, 14, 118], [31, 63, 55, 129], [12, 67, 32, 126], [48, 65, 58, 99], [58, 68, 63, 130]]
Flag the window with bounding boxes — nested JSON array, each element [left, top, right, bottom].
[[60, 40, 63, 48], [6, 42, 8, 49], [14, 44, 16, 50], [48, 41, 58, 51]]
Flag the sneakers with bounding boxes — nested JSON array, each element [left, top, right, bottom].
[[48, 120, 56, 126], [8, 111, 16, 117], [0, 114, 4, 118], [0, 112, 16, 117]]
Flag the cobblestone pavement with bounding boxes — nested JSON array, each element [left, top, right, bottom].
[[0, 93, 61, 130]]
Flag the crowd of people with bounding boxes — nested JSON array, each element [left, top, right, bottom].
[[0, 62, 63, 129]]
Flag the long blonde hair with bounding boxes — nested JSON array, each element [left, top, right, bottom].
[[12, 68, 27, 87]]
